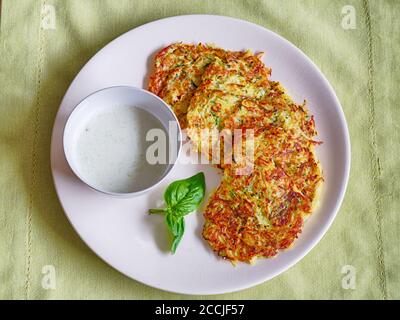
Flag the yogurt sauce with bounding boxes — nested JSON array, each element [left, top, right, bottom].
[[75, 105, 169, 193]]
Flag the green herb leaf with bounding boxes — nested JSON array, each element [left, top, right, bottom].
[[148, 172, 206, 253], [165, 213, 185, 254], [164, 172, 206, 216]]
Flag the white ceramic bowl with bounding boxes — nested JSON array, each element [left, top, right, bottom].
[[63, 86, 181, 197]]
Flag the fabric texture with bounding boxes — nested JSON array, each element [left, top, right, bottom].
[[0, 0, 398, 299]]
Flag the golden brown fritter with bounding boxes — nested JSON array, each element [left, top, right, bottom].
[[148, 43, 323, 264], [203, 132, 322, 263], [149, 43, 270, 128]]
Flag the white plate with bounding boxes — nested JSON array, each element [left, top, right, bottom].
[[51, 15, 350, 295]]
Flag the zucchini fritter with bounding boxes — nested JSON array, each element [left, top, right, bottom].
[[149, 43, 269, 129], [148, 43, 323, 264], [203, 132, 322, 263]]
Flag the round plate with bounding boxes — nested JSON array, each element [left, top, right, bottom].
[[51, 15, 350, 295]]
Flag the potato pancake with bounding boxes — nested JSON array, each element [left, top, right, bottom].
[[187, 75, 316, 168], [148, 43, 270, 128], [148, 43, 323, 264], [203, 133, 322, 263]]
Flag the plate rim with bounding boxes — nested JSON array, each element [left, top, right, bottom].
[[50, 14, 351, 295]]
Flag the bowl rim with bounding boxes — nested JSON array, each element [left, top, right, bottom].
[[62, 85, 182, 197]]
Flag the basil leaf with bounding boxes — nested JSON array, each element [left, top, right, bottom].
[[148, 172, 206, 254], [164, 172, 206, 216], [165, 213, 185, 254]]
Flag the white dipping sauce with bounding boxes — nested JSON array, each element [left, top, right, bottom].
[[75, 105, 168, 193]]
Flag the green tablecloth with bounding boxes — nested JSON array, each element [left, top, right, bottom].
[[0, 0, 399, 300]]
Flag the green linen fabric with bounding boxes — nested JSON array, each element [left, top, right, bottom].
[[0, 0, 398, 300]]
